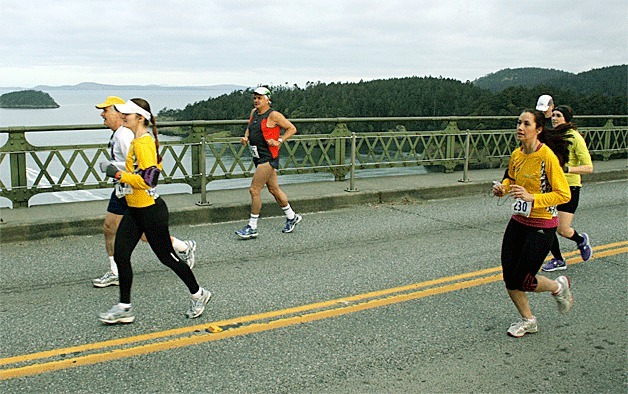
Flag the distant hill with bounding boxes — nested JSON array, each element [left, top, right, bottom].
[[545, 65, 628, 96], [0, 90, 60, 109], [30, 82, 247, 92], [473, 68, 572, 91], [474, 65, 627, 96]]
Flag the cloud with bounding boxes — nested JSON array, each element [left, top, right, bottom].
[[1, 0, 626, 87]]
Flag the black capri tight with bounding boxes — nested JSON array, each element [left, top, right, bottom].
[[557, 186, 580, 214], [114, 197, 199, 304], [501, 218, 556, 291]]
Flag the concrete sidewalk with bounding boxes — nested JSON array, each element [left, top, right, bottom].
[[1, 159, 625, 243]]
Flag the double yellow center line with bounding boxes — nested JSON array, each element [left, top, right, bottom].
[[2, 241, 626, 380]]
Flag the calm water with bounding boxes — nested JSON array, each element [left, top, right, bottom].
[[0, 88, 427, 208], [0, 88, 234, 208], [0, 87, 236, 127]]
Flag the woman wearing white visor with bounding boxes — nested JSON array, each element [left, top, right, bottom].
[[235, 86, 302, 239], [98, 98, 212, 324]]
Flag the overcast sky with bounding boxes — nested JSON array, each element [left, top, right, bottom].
[[1, 0, 626, 88]]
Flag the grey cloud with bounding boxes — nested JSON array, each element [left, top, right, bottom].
[[1, 0, 626, 87]]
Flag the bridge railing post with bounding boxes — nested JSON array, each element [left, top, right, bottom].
[[459, 129, 471, 182], [345, 132, 358, 192], [195, 137, 210, 206], [443, 121, 460, 173], [5, 128, 30, 208], [188, 124, 206, 193], [331, 122, 351, 181], [601, 119, 614, 161]]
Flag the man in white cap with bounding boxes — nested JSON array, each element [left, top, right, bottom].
[[235, 86, 302, 239], [92, 96, 197, 287], [536, 94, 554, 130]]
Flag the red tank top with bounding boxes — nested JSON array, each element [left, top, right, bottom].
[[248, 109, 280, 159]]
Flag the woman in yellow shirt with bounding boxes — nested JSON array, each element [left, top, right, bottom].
[[492, 109, 573, 338], [542, 105, 594, 272], [98, 98, 211, 324]]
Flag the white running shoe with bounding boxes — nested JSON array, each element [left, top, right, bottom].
[[99, 305, 135, 324], [181, 240, 196, 269], [507, 316, 538, 338], [186, 288, 212, 319], [92, 271, 119, 288], [553, 275, 574, 314]]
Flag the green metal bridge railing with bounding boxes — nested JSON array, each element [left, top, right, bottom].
[[0, 116, 626, 208]]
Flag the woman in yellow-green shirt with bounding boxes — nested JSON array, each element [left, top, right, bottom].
[[542, 105, 594, 272], [492, 109, 573, 338], [98, 98, 211, 324]]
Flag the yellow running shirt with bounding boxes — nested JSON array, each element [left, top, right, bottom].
[[118, 133, 162, 208], [502, 144, 570, 224]]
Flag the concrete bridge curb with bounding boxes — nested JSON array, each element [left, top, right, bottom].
[[1, 162, 625, 243]]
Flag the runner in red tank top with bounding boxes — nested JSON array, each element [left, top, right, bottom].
[[235, 86, 302, 239]]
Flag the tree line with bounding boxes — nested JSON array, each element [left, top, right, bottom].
[[159, 66, 627, 135]]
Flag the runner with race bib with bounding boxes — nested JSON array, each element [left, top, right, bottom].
[[235, 86, 303, 239], [492, 109, 572, 339]]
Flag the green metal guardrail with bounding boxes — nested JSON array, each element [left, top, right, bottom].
[[0, 116, 626, 208]]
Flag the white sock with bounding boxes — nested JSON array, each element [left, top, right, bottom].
[[171, 237, 187, 253], [282, 204, 295, 220], [192, 288, 204, 299], [117, 302, 131, 310], [248, 214, 259, 229], [109, 256, 118, 276]]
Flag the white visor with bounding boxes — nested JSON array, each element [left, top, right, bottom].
[[114, 100, 152, 120]]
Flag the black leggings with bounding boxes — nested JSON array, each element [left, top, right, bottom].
[[114, 197, 199, 304], [551, 186, 582, 260], [501, 218, 556, 291]]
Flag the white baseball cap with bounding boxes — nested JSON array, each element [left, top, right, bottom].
[[536, 95, 554, 111], [252, 86, 271, 97]]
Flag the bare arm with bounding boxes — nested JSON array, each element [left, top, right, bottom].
[[565, 164, 594, 174], [266, 111, 297, 147], [566, 132, 593, 174]]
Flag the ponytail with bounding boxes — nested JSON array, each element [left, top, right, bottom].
[[150, 115, 162, 164], [523, 109, 572, 166]]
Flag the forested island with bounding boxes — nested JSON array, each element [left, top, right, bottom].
[[0, 90, 60, 109]]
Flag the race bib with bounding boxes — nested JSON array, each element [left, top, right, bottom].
[[512, 198, 532, 217], [146, 188, 159, 200], [115, 183, 133, 198], [248, 145, 260, 159]]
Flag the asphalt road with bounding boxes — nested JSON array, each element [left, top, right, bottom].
[[1, 179, 626, 393]]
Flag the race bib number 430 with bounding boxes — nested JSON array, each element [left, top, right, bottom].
[[512, 198, 532, 217]]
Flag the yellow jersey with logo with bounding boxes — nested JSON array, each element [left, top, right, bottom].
[[503, 144, 570, 222]]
